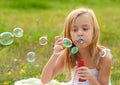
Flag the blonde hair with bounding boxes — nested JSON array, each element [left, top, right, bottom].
[[63, 8, 103, 74]]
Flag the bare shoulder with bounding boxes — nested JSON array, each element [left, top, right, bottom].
[[98, 49, 112, 84], [101, 50, 112, 64], [99, 49, 112, 71]]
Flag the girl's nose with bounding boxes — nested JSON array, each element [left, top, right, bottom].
[[78, 29, 83, 36]]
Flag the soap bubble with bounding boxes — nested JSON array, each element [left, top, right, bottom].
[[0, 32, 14, 45], [39, 36, 47, 45], [26, 51, 36, 63], [71, 46, 78, 55], [63, 38, 72, 48], [13, 28, 23, 38]]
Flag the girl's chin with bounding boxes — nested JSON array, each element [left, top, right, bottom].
[[78, 44, 89, 49]]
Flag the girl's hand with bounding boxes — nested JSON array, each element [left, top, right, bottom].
[[53, 36, 64, 54], [75, 66, 93, 81]]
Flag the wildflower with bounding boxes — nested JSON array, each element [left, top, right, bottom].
[[19, 69, 26, 75], [111, 66, 114, 70], [3, 82, 9, 85], [7, 71, 12, 76]]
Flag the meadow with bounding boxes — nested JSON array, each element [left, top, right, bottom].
[[0, 0, 120, 85]]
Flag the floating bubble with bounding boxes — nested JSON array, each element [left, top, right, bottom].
[[13, 27, 23, 37], [39, 36, 47, 45], [71, 46, 78, 55], [0, 32, 14, 45], [27, 51, 36, 63], [63, 38, 72, 48]]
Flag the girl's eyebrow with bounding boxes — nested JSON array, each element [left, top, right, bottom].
[[71, 25, 77, 28], [81, 24, 90, 27]]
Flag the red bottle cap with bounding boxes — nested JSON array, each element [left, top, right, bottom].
[[78, 60, 85, 67]]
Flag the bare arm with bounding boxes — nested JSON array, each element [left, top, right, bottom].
[[41, 52, 64, 84], [97, 51, 112, 85]]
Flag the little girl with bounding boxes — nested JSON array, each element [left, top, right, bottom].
[[41, 7, 112, 85]]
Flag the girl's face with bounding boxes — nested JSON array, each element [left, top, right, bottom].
[[70, 13, 93, 48]]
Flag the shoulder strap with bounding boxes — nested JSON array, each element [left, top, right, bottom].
[[100, 48, 111, 58], [96, 48, 111, 67]]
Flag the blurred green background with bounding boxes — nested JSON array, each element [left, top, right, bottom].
[[0, 0, 120, 85]]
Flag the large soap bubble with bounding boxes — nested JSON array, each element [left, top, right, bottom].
[[0, 32, 14, 45], [13, 28, 23, 38], [63, 38, 72, 48], [26, 51, 36, 63]]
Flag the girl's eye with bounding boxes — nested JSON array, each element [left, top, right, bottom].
[[72, 28, 78, 32], [83, 27, 88, 31]]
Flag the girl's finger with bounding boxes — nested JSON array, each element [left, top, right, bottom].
[[55, 36, 63, 41], [79, 76, 87, 80], [76, 66, 87, 71], [76, 70, 86, 75], [55, 38, 63, 45], [79, 66, 89, 69], [55, 40, 64, 45], [54, 45, 64, 53]]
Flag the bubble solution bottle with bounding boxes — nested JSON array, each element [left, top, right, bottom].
[[78, 60, 86, 82]]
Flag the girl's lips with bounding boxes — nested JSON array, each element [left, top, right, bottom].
[[73, 38, 84, 44], [77, 38, 84, 44]]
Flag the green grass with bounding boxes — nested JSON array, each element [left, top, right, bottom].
[[0, 0, 120, 85]]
